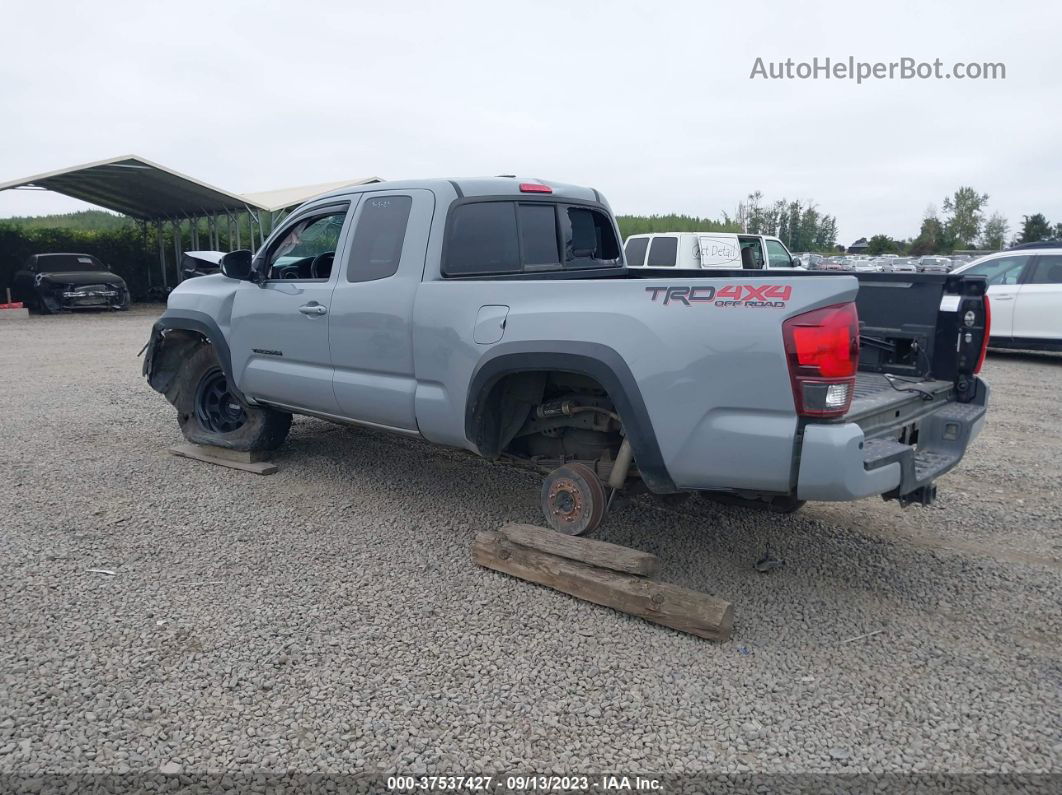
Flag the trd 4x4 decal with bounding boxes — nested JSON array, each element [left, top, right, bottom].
[[646, 284, 792, 307]]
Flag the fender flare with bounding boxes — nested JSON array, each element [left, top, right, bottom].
[[144, 309, 244, 401], [465, 341, 676, 492]]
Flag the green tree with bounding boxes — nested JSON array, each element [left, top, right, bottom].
[[0, 209, 132, 232], [941, 187, 989, 248], [1016, 213, 1053, 244], [732, 192, 837, 251], [980, 213, 1009, 250], [909, 214, 948, 256], [867, 234, 901, 255], [815, 217, 839, 251]]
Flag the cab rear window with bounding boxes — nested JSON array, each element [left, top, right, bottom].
[[443, 200, 620, 277]]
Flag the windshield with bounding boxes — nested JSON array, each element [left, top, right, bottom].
[[35, 254, 107, 273]]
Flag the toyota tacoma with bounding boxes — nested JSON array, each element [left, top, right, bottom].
[[143, 177, 990, 534]]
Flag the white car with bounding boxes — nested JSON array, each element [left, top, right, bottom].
[[624, 232, 802, 270], [952, 248, 1062, 351]]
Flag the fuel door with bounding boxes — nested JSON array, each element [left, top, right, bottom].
[[474, 305, 509, 344]]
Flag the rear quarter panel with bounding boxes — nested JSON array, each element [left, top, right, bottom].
[[413, 274, 858, 492]]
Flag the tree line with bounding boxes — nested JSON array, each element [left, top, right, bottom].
[[724, 192, 839, 252], [864, 187, 1062, 256]]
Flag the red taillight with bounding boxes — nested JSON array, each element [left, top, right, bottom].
[[974, 293, 991, 374], [782, 302, 859, 418], [519, 182, 552, 193]]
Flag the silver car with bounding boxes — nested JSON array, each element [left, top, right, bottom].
[[889, 258, 919, 273], [919, 257, 951, 273]]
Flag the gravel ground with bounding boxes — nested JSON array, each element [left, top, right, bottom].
[[0, 307, 1059, 781]]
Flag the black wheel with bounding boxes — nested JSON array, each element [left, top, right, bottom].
[[169, 343, 291, 451], [541, 463, 607, 535], [29, 294, 54, 315], [194, 368, 247, 434]]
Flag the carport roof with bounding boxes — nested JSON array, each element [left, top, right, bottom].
[[0, 155, 267, 220], [243, 177, 383, 212]]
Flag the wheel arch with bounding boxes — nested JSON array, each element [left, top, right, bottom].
[[143, 309, 244, 401], [465, 341, 676, 492]]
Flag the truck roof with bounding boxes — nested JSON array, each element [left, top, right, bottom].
[[311, 176, 603, 206]]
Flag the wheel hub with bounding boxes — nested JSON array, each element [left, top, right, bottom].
[[548, 478, 584, 526], [194, 369, 247, 434]]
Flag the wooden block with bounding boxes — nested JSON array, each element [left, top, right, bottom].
[[169, 443, 278, 475], [498, 522, 659, 577], [472, 531, 733, 641], [198, 445, 271, 464]]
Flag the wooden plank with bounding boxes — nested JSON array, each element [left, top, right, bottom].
[[168, 443, 278, 475], [195, 445, 271, 464], [498, 523, 659, 577], [472, 531, 733, 641]]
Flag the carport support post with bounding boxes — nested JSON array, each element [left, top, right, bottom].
[[172, 219, 182, 283], [245, 206, 262, 252], [139, 220, 152, 292], [156, 220, 168, 290]]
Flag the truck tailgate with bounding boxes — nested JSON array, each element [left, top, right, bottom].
[[838, 373, 987, 503], [844, 373, 953, 440]]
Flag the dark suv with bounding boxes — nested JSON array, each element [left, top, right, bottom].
[[13, 253, 130, 313]]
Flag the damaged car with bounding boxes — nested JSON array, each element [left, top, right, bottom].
[[13, 253, 130, 313]]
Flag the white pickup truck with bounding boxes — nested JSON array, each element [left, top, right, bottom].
[[624, 232, 801, 270]]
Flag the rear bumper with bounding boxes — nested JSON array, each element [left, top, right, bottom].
[[796, 378, 989, 502]]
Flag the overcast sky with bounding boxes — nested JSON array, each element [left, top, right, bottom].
[[2, 0, 1059, 245]]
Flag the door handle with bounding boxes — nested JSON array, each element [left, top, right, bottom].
[[992, 295, 1014, 301], [298, 303, 328, 316]]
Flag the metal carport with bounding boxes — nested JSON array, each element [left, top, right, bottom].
[[0, 155, 379, 291]]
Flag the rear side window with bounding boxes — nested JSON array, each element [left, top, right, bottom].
[[347, 195, 412, 282], [625, 237, 649, 267], [964, 255, 1029, 286], [444, 203, 521, 276], [647, 236, 678, 267], [443, 200, 620, 277], [1029, 255, 1062, 284]]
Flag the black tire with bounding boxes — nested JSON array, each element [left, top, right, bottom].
[[541, 463, 607, 536], [30, 295, 54, 315], [168, 343, 291, 451]]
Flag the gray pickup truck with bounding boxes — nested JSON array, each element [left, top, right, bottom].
[[143, 177, 990, 534]]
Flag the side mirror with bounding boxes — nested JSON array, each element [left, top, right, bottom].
[[220, 250, 254, 281]]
